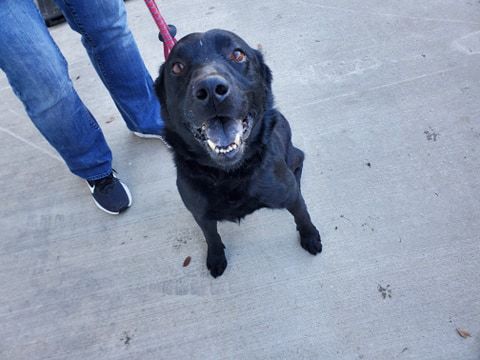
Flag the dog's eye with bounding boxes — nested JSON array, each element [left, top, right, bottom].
[[230, 49, 246, 63], [172, 62, 185, 75]]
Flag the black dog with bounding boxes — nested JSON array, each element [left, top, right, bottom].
[[155, 29, 322, 277]]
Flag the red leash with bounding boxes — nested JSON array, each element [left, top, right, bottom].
[[143, 0, 177, 59]]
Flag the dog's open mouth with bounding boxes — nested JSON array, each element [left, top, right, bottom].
[[206, 133, 241, 155], [195, 114, 252, 160]]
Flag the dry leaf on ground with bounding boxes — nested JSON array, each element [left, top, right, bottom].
[[183, 256, 192, 267], [456, 328, 471, 338]]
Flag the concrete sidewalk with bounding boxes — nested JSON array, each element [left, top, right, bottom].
[[1, 0, 479, 359]]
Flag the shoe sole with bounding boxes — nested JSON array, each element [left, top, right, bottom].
[[133, 131, 171, 148], [132, 131, 164, 139], [88, 181, 132, 215]]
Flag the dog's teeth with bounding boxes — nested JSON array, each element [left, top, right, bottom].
[[235, 134, 241, 146], [207, 140, 216, 151], [209, 138, 240, 154]]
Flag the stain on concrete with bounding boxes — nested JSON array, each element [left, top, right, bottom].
[[169, 228, 201, 250], [362, 223, 375, 232], [173, 237, 188, 250], [424, 127, 439, 141], [378, 284, 392, 299], [121, 331, 132, 346]]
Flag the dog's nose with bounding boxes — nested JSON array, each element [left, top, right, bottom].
[[194, 75, 230, 104]]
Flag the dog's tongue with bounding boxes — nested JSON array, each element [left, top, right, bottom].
[[205, 118, 242, 147]]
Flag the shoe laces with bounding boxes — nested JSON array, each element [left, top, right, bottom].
[[93, 173, 116, 194]]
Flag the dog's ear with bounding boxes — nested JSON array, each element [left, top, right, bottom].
[[254, 49, 273, 88], [154, 63, 166, 106], [154, 63, 172, 125], [254, 49, 274, 109]]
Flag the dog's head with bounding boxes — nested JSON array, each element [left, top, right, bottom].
[[155, 29, 273, 170]]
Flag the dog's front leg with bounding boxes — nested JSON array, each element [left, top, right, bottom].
[[287, 193, 322, 255], [176, 177, 228, 278], [194, 216, 227, 278]]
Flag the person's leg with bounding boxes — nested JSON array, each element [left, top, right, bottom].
[[0, 0, 112, 181], [0, 1, 132, 214], [54, 0, 163, 135]]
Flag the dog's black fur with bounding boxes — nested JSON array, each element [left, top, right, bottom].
[[155, 29, 322, 277]]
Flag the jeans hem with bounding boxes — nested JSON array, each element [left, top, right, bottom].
[[83, 168, 113, 182]]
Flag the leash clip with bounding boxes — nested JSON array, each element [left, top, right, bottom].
[[158, 24, 177, 43], [143, 0, 177, 59]]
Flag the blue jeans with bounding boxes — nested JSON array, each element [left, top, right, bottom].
[[0, 0, 163, 180]]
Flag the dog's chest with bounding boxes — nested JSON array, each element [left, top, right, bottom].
[[205, 180, 263, 221]]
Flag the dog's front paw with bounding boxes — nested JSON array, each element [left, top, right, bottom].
[[300, 229, 322, 255], [207, 249, 227, 278]]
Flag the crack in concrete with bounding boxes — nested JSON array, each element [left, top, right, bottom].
[[291, 65, 464, 110], [0, 126, 63, 162]]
